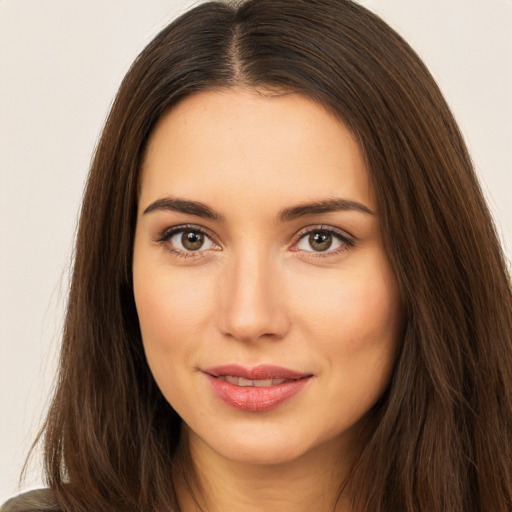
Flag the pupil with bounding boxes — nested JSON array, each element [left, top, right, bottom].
[[182, 231, 204, 250], [309, 232, 332, 252]]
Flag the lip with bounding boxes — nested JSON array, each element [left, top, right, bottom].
[[203, 364, 313, 412], [204, 364, 308, 380]]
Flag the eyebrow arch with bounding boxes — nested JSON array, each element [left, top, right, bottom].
[[278, 198, 374, 222], [143, 196, 374, 222], [143, 197, 225, 221]]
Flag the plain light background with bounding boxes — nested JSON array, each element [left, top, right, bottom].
[[1, 0, 511, 503]]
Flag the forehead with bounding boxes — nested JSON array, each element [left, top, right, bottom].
[[140, 88, 373, 213]]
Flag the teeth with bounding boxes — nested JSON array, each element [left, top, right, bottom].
[[225, 375, 239, 385], [217, 376, 289, 387], [254, 378, 272, 387]]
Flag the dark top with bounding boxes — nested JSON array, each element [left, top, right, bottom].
[[1, 489, 62, 512]]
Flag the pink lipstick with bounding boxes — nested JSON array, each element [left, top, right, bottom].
[[203, 364, 312, 412]]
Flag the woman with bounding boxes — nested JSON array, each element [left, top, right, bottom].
[[4, 0, 512, 511]]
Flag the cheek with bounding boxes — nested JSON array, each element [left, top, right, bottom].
[[301, 260, 402, 429], [295, 265, 400, 344], [289, 252, 402, 392], [133, 264, 220, 417], [133, 265, 217, 369]]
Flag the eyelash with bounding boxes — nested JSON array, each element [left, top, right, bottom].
[[293, 225, 355, 258], [155, 224, 220, 259], [154, 224, 356, 259]]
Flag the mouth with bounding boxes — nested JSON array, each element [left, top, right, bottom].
[[203, 364, 313, 412], [215, 376, 290, 387], [204, 363, 310, 382]]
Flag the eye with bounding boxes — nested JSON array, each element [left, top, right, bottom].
[[294, 226, 354, 255], [170, 229, 212, 251], [157, 225, 219, 256]]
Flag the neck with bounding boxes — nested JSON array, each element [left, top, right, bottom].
[[174, 428, 356, 512]]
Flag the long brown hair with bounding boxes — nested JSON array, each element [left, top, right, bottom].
[[30, 0, 512, 510]]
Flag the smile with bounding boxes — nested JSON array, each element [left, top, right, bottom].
[[203, 364, 313, 412], [215, 376, 288, 387]]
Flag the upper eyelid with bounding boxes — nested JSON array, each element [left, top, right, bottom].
[[158, 223, 352, 236], [294, 224, 355, 241], [158, 224, 216, 242]]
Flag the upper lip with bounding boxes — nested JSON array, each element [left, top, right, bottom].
[[203, 364, 311, 380]]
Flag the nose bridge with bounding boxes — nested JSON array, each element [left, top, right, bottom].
[[218, 243, 288, 342]]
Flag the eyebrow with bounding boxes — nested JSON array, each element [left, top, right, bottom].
[[278, 198, 374, 221], [142, 196, 374, 221], [143, 197, 225, 221]]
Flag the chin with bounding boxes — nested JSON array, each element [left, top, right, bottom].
[[220, 441, 307, 466], [186, 420, 341, 468]]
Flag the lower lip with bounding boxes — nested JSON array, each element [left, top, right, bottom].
[[206, 374, 311, 412]]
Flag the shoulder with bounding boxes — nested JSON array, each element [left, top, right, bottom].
[[1, 489, 62, 512]]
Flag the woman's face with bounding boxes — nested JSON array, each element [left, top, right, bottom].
[[133, 88, 403, 465]]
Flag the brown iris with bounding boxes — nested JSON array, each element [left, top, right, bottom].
[[182, 230, 205, 250], [309, 231, 333, 252]]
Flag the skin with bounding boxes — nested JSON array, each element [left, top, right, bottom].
[[133, 88, 403, 512]]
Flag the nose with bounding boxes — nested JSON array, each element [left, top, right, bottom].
[[217, 248, 290, 343]]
